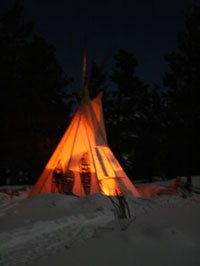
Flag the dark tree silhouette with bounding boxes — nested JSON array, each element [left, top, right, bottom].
[[0, 3, 72, 185], [87, 61, 107, 99], [107, 49, 150, 179], [163, 5, 200, 180], [131, 85, 168, 181]]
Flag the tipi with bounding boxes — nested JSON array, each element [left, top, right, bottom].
[[29, 56, 140, 198]]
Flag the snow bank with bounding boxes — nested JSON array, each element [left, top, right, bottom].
[[0, 193, 114, 266], [31, 204, 200, 266], [0, 185, 200, 266]]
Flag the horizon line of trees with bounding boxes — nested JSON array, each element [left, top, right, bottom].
[[0, 3, 200, 185]]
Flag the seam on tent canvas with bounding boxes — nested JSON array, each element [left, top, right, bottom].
[[65, 110, 82, 172], [76, 113, 95, 196], [95, 147, 108, 176], [82, 117, 101, 192], [100, 145, 119, 178]]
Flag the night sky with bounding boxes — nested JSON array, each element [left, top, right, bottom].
[[1, 0, 197, 87]]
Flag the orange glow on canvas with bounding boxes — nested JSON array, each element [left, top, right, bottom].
[[29, 90, 140, 198], [100, 179, 122, 196]]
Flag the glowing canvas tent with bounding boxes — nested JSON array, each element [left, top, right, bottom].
[[30, 52, 140, 198], [29, 89, 140, 197]]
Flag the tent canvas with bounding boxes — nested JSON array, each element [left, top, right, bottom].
[[29, 89, 140, 198]]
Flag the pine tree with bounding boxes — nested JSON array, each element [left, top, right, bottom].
[[108, 49, 149, 179], [163, 5, 200, 180], [0, 3, 72, 184]]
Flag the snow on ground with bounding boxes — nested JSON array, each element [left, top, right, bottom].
[[0, 182, 200, 266]]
